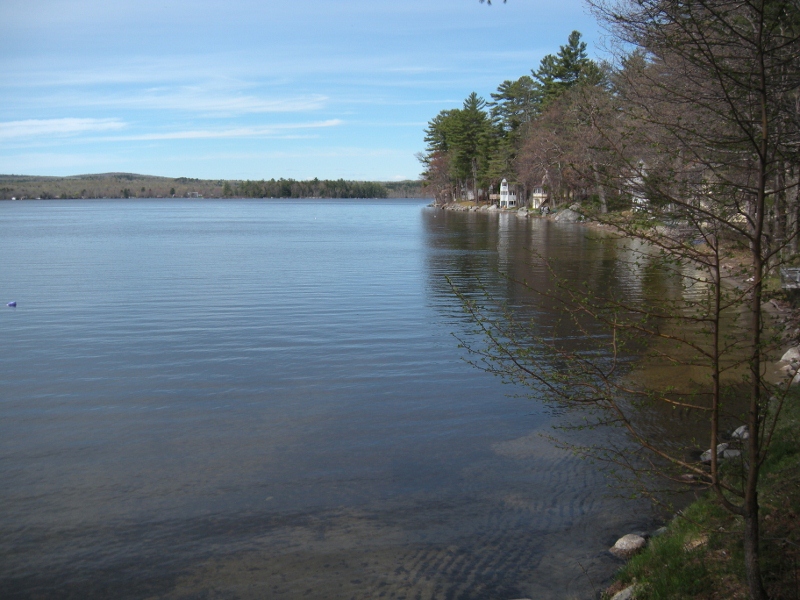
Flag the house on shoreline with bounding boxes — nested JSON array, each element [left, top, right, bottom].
[[489, 179, 518, 208], [488, 179, 548, 209]]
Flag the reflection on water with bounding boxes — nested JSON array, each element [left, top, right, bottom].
[[1, 200, 683, 600]]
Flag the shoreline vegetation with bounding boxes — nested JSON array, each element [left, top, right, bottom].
[[602, 387, 800, 600], [0, 173, 427, 201], [426, 0, 800, 594], [440, 199, 800, 599]]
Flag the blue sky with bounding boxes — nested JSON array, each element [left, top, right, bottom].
[[0, 0, 602, 181]]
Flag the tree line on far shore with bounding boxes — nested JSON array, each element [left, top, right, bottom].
[[225, 178, 388, 199], [0, 174, 425, 200]]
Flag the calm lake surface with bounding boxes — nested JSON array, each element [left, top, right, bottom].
[[1, 199, 660, 600]]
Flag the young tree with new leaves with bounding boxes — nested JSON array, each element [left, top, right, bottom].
[[471, 1, 800, 598], [584, 3, 800, 595]]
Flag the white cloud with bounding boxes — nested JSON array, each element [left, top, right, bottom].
[[91, 91, 328, 115], [106, 119, 343, 141], [0, 118, 125, 140]]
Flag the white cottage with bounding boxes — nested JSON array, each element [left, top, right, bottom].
[[529, 186, 547, 209], [499, 179, 517, 209]]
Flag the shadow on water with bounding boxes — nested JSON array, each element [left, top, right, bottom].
[[1, 200, 711, 600]]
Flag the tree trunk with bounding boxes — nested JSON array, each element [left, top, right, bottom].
[[788, 166, 799, 255], [744, 510, 768, 600], [774, 167, 786, 260], [472, 159, 478, 203], [592, 161, 608, 213]]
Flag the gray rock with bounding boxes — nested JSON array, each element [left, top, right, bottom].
[[611, 585, 637, 600], [652, 526, 669, 537], [487, 204, 498, 212], [553, 208, 581, 222], [732, 425, 749, 440], [701, 442, 729, 463], [781, 347, 800, 363], [721, 448, 742, 460], [610, 534, 647, 559]]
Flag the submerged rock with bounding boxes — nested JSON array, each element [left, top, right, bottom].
[[610, 534, 647, 559]]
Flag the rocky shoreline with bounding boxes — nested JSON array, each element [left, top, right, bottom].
[[434, 201, 585, 222]]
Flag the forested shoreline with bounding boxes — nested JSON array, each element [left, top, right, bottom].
[[420, 30, 607, 208], [420, 25, 800, 257], [0, 173, 425, 200]]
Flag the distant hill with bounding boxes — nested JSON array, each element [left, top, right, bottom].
[[0, 174, 428, 200]]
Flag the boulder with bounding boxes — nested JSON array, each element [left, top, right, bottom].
[[487, 204, 498, 212], [554, 208, 581, 222], [700, 443, 729, 463], [611, 586, 637, 600], [610, 534, 647, 559], [731, 425, 749, 440], [780, 347, 800, 363]]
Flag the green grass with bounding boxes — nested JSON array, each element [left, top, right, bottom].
[[606, 395, 800, 599], [611, 499, 723, 599]]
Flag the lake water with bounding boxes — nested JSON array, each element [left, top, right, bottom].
[[0, 199, 659, 600]]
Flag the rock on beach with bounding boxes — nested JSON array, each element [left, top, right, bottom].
[[732, 425, 749, 440], [553, 208, 581, 222], [781, 346, 800, 363], [610, 534, 647, 559], [701, 442, 742, 463], [610, 585, 637, 600]]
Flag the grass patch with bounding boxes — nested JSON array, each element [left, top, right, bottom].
[[605, 394, 800, 599]]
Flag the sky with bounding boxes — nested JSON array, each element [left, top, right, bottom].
[[0, 0, 603, 181]]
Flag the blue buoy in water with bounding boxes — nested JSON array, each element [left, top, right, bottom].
[[7, 301, 16, 307]]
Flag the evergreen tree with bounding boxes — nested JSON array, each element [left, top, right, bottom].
[[532, 31, 600, 108]]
